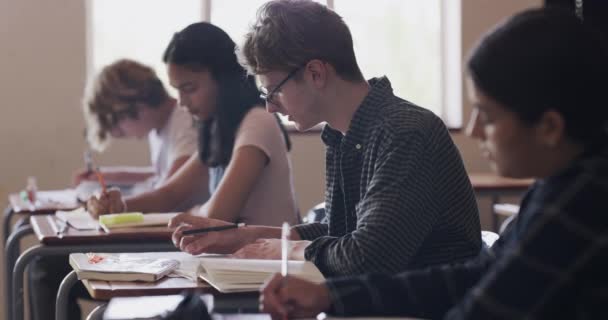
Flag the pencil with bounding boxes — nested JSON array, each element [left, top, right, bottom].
[[281, 222, 290, 278], [95, 168, 106, 194], [182, 222, 245, 236], [84, 149, 93, 174]]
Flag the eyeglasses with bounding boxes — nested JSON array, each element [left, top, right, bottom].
[[108, 105, 138, 126], [260, 65, 303, 105]]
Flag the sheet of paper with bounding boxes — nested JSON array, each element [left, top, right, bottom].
[[55, 207, 99, 230]]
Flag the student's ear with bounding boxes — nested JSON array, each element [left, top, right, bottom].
[[306, 59, 328, 89], [536, 110, 566, 147]]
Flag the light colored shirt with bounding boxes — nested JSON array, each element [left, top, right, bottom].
[[209, 107, 299, 226], [148, 106, 198, 186]]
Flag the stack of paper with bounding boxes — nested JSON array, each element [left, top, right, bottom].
[[56, 207, 99, 230]]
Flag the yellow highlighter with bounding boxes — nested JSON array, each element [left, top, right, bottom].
[[99, 212, 144, 231]]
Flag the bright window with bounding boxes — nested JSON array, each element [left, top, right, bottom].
[[88, 0, 460, 127], [87, 0, 202, 89], [335, 0, 441, 118]]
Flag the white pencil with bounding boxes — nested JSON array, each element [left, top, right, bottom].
[[281, 222, 290, 278]]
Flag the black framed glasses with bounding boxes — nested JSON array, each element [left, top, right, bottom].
[[260, 65, 304, 105]]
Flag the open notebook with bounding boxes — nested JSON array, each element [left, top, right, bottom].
[[197, 257, 325, 293]]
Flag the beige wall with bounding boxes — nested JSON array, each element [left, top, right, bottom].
[[0, 1, 540, 319]]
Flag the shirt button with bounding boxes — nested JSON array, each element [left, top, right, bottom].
[[355, 144, 362, 150]]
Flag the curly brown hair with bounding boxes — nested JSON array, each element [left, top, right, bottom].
[[83, 59, 169, 151]]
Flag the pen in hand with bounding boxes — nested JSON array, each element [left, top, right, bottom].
[[84, 149, 93, 174], [182, 222, 245, 236], [281, 222, 290, 282]]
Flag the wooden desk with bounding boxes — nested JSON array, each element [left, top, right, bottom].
[[4, 189, 79, 243], [469, 173, 533, 191], [61, 271, 258, 319], [100, 294, 265, 320], [7, 214, 176, 320], [469, 173, 533, 231], [99, 295, 423, 320], [32, 214, 172, 245], [84, 276, 211, 300]]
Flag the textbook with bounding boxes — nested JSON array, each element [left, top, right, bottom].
[[69, 253, 180, 282], [197, 257, 325, 293]]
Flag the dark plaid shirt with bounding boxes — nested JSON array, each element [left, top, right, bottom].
[[325, 145, 608, 319], [293, 77, 481, 277]]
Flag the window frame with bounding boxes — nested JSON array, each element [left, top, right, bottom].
[[86, 0, 462, 133], [204, 0, 462, 131]]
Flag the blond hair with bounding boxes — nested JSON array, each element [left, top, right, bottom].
[[83, 59, 168, 151]]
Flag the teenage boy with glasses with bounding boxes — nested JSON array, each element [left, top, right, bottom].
[[171, 0, 481, 278]]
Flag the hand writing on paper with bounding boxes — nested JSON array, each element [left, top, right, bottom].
[[170, 213, 254, 255], [86, 187, 126, 218], [260, 273, 331, 320], [233, 239, 310, 260]]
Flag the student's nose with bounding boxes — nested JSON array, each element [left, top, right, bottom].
[[465, 109, 483, 139]]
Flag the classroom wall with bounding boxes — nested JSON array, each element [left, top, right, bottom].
[[0, 1, 540, 319]]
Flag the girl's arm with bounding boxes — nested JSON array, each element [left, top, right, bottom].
[[200, 145, 268, 222], [74, 166, 155, 186], [124, 153, 209, 212]]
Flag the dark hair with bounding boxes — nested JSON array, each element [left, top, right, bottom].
[[238, 0, 364, 81], [467, 8, 608, 146], [544, 0, 608, 40], [163, 22, 291, 167]]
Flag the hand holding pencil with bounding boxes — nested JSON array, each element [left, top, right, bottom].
[[170, 213, 255, 255], [86, 170, 125, 218], [86, 187, 126, 218]]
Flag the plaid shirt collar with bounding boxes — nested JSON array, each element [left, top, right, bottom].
[[321, 76, 394, 149]]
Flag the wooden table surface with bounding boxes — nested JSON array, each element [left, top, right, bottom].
[[30, 214, 173, 245], [468, 173, 534, 191]]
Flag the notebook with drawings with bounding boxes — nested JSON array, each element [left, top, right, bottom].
[[69, 252, 180, 282]]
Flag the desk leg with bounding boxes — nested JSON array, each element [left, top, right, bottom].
[[3, 206, 15, 244], [85, 303, 107, 320], [5, 225, 34, 320], [56, 271, 79, 320], [491, 195, 499, 232], [13, 242, 176, 320], [13, 216, 30, 234]]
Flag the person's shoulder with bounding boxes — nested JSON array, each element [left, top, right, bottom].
[[372, 97, 447, 141], [170, 105, 195, 127], [236, 107, 281, 138], [241, 106, 277, 126]]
